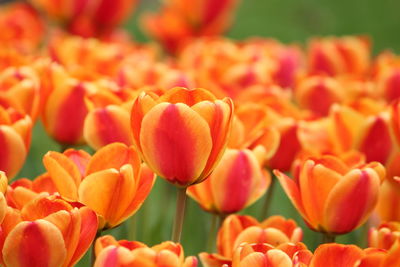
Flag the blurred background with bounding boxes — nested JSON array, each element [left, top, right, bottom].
[[127, 0, 400, 54]]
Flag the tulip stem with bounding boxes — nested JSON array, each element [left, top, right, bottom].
[[321, 233, 336, 244], [59, 143, 70, 153], [91, 230, 102, 266], [207, 214, 219, 252], [260, 175, 276, 220], [172, 187, 188, 243], [219, 213, 227, 227]]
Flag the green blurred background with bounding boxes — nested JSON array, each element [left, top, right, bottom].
[[15, 0, 400, 265]]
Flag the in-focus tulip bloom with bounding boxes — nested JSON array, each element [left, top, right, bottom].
[[43, 143, 155, 229], [188, 148, 270, 214], [29, 0, 137, 37], [275, 155, 385, 235], [0, 106, 32, 179], [200, 214, 303, 267], [94, 235, 198, 267], [0, 2, 44, 51], [131, 87, 233, 187], [0, 195, 98, 267], [142, 0, 238, 53], [308, 36, 370, 76]]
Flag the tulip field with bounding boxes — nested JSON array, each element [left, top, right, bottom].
[[2, 0, 400, 266]]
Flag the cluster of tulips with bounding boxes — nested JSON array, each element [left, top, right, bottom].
[[1, 0, 400, 266]]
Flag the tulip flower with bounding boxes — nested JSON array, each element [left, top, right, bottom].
[[310, 243, 400, 267], [200, 214, 303, 266], [188, 148, 270, 214], [0, 106, 32, 179], [275, 155, 385, 238], [142, 0, 238, 53], [369, 222, 400, 251], [131, 87, 233, 187], [0, 66, 41, 120], [0, 195, 98, 267], [227, 242, 312, 267], [295, 75, 345, 117], [308, 36, 370, 76], [29, 0, 137, 37], [0, 2, 44, 51], [40, 70, 92, 145], [43, 143, 155, 229], [94, 236, 198, 267]]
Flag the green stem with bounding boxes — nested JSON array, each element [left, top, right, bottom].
[[321, 233, 336, 244], [171, 187, 188, 243], [91, 230, 102, 266], [127, 215, 137, 241], [219, 213, 227, 228], [206, 214, 219, 252], [260, 175, 276, 220]]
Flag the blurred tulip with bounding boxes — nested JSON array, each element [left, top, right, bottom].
[[188, 148, 270, 214], [308, 36, 370, 76], [40, 70, 92, 145], [295, 75, 345, 117], [131, 87, 233, 187], [30, 0, 136, 37], [142, 0, 238, 53], [369, 222, 400, 251], [228, 242, 312, 267], [43, 143, 155, 229], [94, 236, 198, 267], [84, 101, 133, 150], [0, 66, 41, 120], [275, 155, 384, 235], [0, 2, 44, 51], [1, 195, 98, 267], [200, 214, 303, 266], [0, 106, 32, 179]]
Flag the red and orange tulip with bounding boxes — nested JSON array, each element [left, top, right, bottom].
[[131, 87, 233, 187], [275, 155, 385, 235], [0, 2, 44, 52], [369, 222, 400, 251], [43, 143, 155, 229], [94, 235, 198, 267], [29, 0, 137, 37], [188, 148, 270, 214], [228, 242, 312, 267], [142, 0, 238, 53], [308, 36, 370, 76], [200, 214, 303, 266], [0, 106, 32, 179], [0, 195, 98, 267]]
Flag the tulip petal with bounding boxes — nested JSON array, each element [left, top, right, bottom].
[[323, 169, 380, 234], [0, 125, 26, 179], [140, 103, 212, 186], [3, 220, 67, 267], [309, 244, 364, 267]]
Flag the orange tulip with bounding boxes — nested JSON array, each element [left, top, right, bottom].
[[94, 236, 198, 267], [0, 106, 32, 179], [0, 195, 98, 267], [275, 155, 384, 235], [142, 0, 238, 53], [43, 143, 155, 229], [308, 36, 370, 76], [30, 0, 136, 37], [0, 66, 41, 120], [188, 148, 270, 214], [200, 214, 303, 266], [40, 69, 91, 145], [369, 222, 400, 251], [228, 242, 312, 267], [295, 75, 345, 117], [0, 2, 44, 51], [131, 87, 233, 187], [310, 243, 400, 267]]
